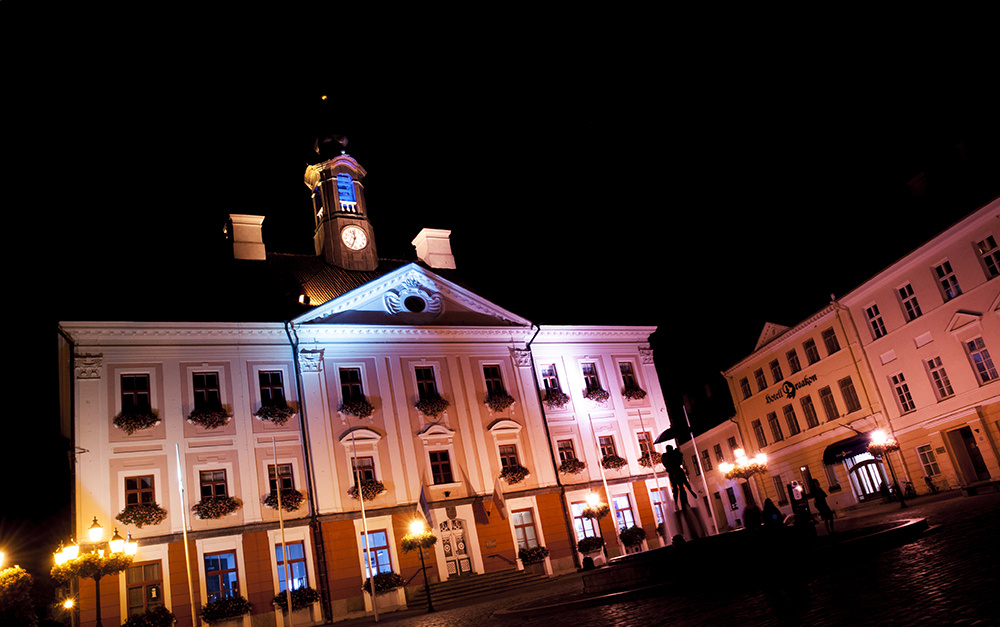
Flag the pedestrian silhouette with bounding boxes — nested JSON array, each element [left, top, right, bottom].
[[811, 479, 835, 533]]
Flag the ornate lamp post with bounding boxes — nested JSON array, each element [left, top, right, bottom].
[[718, 449, 768, 508], [52, 517, 137, 627], [869, 430, 907, 509], [400, 521, 437, 613]]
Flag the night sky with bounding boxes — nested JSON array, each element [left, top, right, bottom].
[[6, 14, 999, 589]]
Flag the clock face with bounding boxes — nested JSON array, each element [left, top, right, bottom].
[[341, 226, 368, 250]]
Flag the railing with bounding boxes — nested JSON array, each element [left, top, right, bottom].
[[486, 553, 515, 566]]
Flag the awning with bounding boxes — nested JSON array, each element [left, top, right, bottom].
[[823, 432, 872, 465]]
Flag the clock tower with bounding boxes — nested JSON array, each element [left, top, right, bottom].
[[305, 151, 379, 271]]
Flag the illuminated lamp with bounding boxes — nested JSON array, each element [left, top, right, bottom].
[[109, 528, 125, 554], [88, 517, 103, 544]]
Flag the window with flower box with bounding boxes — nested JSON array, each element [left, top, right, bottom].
[[541, 364, 561, 394], [598, 436, 617, 458], [269, 464, 294, 492], [352, 456, 376, 481], [127, 561, 163, 617], [125, 475, 156, 506], [483, 365, 505, 396], [276, 541, 308, 592], [612, 495, 635, 529], [499, 445, 519, 469], [193, 373, 221, 410], [650, 488, 669, 525], [340, 368, 364, 403], [415, 366, 438, 401], [200, 470, 228, 499], [512, 508, 539, 550], [360, 530, 392, 579], [582, 363, 601, 393], [204, 551, 240, 603], [121, 374, 151, 413], [557, 439, 577, 462], [637, 432, 653, 456], [259, 371, 286, 407], [619, 362, 640, 391]]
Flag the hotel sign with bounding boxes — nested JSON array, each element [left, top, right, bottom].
[[766, 374, 818, 404]]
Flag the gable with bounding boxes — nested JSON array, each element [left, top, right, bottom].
[[754, 322, 791, 352], [292, 263, 531, 328]]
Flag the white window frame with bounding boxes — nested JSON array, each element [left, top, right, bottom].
[[897, 282, 922, 322], [976, 234, 1000, 279], [117, 467, 165, 523], [865, 303, 887, 339], [113, 366, 161, 417], [489, 419, 525, 473], [925, 356, 954, 400], [616, 358, 643, 396], [965, 336, 999, 384], [196, 535, 247, 605], [183, 363, 231, 418], [915, 444, 941, 477], [250, 363, 293, 413], [418, 424, 460, 488], [339, 428, 384, 487], [890, 372, 916, 413], [934, 259, 962, 301], [267, 526, 316, 595]]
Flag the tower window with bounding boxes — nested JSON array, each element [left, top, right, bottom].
[[336, 174, 357, 212]]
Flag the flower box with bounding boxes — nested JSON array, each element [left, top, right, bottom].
[[618, 525, 647, 547], [200, 595, 251, 625], [347, 478, 386, 502], [414, 395, 449, 418], [362, 572, 404, 596], [187, 406, 232, 430], [262, 489, 305, 512], [338, 398, 374, 419], [254, 404, 296, 426], [116, 502, 168, 528], [637, 451, 662, 468], [545, 390, 570, 409], [113, 411, 160, 436], [499, 463, 530, 485], [192, 496, 243, 520], [558, 458, 586, 475], [583, 388, 610, 404], [273, 586, 320, 613], [576, 536, 604, 554], [622, 386, 647, 401], [600, 454, 627, 471], [518, 545, 549, 565], [484, 392, 515, 414]]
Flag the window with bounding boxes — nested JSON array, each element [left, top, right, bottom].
[[557, 439, 577, 462], [612, 495, 635, 530], [690, 455, 701, 476], [803, 339, 820, 366], [193, 372, 221, 410], [739, 377, 752, 399], [786, 349, 801, 375], [340, 368, 364, 403], [127, 562, 163, 617], [336, 173, 357, 211], [927, 356, 954, 400], [822, 328, 840, 355], [824, 464, 841, 492], [125, 476, 155, 506], [783, 404, 801, 436], [512, 509, 539, 550], [200, 470, 228, 499], [977, 235, 1000, 278], [268, 464, 294, 492], [429, 450, 453, 484], [276, 542, 308, 592], [935, 261, 961, 301], [838, 377, 862, 413], [619, 362, 639, 390], [754, 368, 767, 392], [351, 456, 376, 481], [916, 444, 940, 476], [121, 374, 151, 413], [415, 366, 438, 401], [650, 488, 670, 525], [865, 305, 887, 339], [769, 359, 783, 383], [204, 551, 239, 603], [767, 412, 784, 442], [582, 363, 601, 392], [700, 449, 712, 471], [259, 371, 286, 407], [801, 395, 820, 429], [360, 531, 392, 579], [966, 337, 998, 383], [499, 444, 519, 469], [571, 502, 598, 539], [637, 432, 653, 456], [727, 437, 738, 456], [899, 284, 922, 321], [713, 444, 724, 462], [752, 420, 767, 448], [483, 365, 505, 397], [771, 476, 788, 505], [819, 387, 838, 421], [891, 373, 916, 412], [598, 436, 617, 458], [541, 364, 561, 394], [726, 486, 738, 511]]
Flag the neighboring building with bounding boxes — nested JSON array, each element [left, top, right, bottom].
[[678, 418, 748, 533], [840, 198, 1000, 494], [58, 148, 675, 627], [723, 197, 1000, 522]]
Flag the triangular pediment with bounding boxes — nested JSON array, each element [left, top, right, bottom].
[[946, 310, 983, 336], [754, 322, 791, 351], [292, 263, 531, 328]]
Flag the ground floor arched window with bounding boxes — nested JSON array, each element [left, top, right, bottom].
[[845, 453, 887, 502]]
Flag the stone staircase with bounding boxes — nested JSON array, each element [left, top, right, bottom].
[[408, 567, 549, 609]]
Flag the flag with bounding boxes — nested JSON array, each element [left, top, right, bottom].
[[492, 475, 508, 520], [417, 485, 432, 526], [473, 498, 491, 525]]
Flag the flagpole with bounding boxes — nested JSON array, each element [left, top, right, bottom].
[[684, 406, 719, 535], [351, 429, 377, 622], [637, 410, 667, 538], [175, 443, 198, 627], [587, 413, 622, 556], [273, 437, 293, 626]]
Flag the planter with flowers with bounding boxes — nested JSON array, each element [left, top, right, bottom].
[[618, 525, 647, 549], [116, 502, 168, 528], [187, 406, 232, 430], [576, 536, 605, 555], [545, 390, 570, 410], [338, 398, 375, 420], [484, 392, 515, 415], [414, 395, 449, 419], [558, 458, 586, 475], [113, 410, 160, 436], [122, 605, 176, 627], [583, 388, 611, 405], [253, 404, 296, 426], [192, 496, 243, 520], [273, 585, 320, 624], [262, 488, 306, 513], [637, 451, 662, 469], [200, 594, 251, 626], [499, 463, 530, 485], [600, 454, 628, 471], [347, 478, 386, 502], [622, 386, 647, 401], [361, 571, 406, 614]]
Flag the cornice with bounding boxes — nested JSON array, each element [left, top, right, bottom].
[[532, 326, 657, 343], [722, 304, 837, 375]]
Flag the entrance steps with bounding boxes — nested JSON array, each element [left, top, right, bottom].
[[408, 567, 548, 609]]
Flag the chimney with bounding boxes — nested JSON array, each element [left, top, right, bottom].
[[228, 214, 266, 260], [412, 228, 456, 269]]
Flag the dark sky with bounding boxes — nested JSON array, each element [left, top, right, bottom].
[[5, 13, 999, 579]]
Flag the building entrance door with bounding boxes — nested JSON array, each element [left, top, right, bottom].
[[847, 456, 887, 502], [439, 519, 472, 578], [948, 426, 991, 483]]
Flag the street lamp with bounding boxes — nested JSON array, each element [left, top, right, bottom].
[[52, 517, 138, 627], [400, 520, 437, 613], [869, 430, 907, 509], [718, 449, 768, 507], [582, 492, 611, 557]]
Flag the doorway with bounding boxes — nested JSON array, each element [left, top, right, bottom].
[[439, 519, 473, 578], [947, 426, 991, 483], [847, 454, 887, 501]]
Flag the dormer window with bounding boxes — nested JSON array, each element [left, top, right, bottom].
[[336, 173, 357, 213]]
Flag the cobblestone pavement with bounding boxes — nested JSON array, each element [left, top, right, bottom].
[[332, 491, 1000, 627]]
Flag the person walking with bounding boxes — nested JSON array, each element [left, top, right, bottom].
[[812, 479, 835, 534]]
